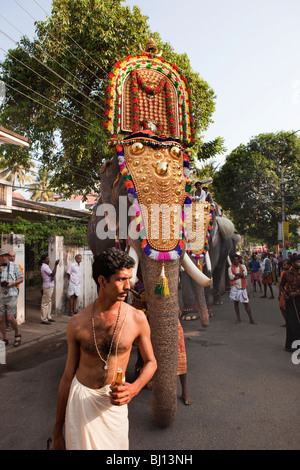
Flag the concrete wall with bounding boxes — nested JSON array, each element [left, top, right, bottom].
[[1, 234, 98, 322], [48, 236, 97, 316]]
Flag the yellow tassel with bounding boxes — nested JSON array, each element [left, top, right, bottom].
[[197, 258, 203, 271], [155, 262, 170, 296]]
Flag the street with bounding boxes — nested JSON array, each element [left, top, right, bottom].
[[0, 282, 299, 451]]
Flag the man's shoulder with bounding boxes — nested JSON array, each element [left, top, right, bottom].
[[128, 303, 147, 322], [68, 304, 92, 329]]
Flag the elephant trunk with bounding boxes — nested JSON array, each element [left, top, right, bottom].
[[139, 253, 179, 427]]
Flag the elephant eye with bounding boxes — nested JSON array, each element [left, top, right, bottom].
[[170, 146, 182, 158], [131, 142, 144, 155]]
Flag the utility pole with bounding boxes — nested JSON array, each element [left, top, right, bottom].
[[280, 158, 286, 259], [279, 129, 300, 259]]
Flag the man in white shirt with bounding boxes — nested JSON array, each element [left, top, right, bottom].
[[67, 254, 82, 316], [193, 181, 206, 201], [228, 254, 257, 325]]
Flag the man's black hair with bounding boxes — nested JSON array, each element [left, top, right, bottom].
[[92, 247, 135, 286], [291, 253, 300, 263], [41, 254, 48, 263]]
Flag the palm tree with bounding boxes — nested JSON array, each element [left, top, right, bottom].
[[0, 161, 35, 187], [193, 160, 220, 182], [27, 167, 54, 202]]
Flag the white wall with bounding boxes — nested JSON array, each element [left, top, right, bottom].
[[48, 236, 97, 316]]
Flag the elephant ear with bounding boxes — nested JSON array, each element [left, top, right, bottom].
[[216, 216, 235, 240], [100, 155, 127, 205], [87, 195, 116, 254], [99, 155, 129, 228], [87, 155, 129, 254]]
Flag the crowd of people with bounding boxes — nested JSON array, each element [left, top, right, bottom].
[[233, 250, 300, 353], [1, 237, 299, 450]]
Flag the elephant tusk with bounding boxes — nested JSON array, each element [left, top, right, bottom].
[[227, 255, 232, 266], [205, 251, 212, 274], [128, 246, 139, 287], [182, 253, 212, 287]]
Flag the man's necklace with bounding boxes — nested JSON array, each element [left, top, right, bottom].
[[91, 301, 122, 370]]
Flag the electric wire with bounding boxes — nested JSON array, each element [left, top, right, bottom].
[[1, 180, 98, 196], [4, 81, 95, 133], [0, 29, 106, 114], [32, 0, 113, 79], [0, 46, 103, 120], [15, 0, 104, 85], [9, 5, 97, 97], [0, 12, 105, 117], [0, 13, 106, 112], [2, 70, 97, 129], [29, 154, 100, 181]]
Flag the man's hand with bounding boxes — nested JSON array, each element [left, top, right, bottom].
[[52, 433, 66, 450], [109, 382, 136, 406]]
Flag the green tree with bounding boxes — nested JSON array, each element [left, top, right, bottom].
[[213, 131, 300, 246], [0, 0, 218, 197], [0, 147, 35, 188], [27, 166, 54, 202]]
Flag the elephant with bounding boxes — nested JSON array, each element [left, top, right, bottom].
[[204, 213, 235, 304], [181, 201, 239, 323], [87, 133, 213, 427]]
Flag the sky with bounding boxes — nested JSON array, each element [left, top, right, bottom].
[[0, 0, 300, 168]]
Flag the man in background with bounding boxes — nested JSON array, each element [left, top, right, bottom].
[[41, 254, 59, 325], [0, 248, 23, 346], [67, 254, 82, 316]]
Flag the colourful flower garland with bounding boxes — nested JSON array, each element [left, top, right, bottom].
[[116, 137, 193, 260]]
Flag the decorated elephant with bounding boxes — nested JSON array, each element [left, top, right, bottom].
[[181, 201, 239, 322], [87, 41, 213, 427]]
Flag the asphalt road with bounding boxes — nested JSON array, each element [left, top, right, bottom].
[[0, 282, 299, 451]]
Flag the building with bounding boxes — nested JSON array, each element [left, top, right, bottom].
[[0, 126, 30, 147]]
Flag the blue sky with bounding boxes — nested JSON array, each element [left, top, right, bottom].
[[1, 0, 300, 167]]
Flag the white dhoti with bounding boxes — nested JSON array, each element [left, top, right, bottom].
[[229, 285, 249, 303], [68, 282, 81, 297], [65, 376, 129, 450]]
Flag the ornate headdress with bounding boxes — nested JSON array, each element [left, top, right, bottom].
[[103, 39, 195, 146], [102, 40, 197, 295]]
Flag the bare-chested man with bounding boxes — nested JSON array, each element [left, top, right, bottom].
[[53, 248, 157, 450]]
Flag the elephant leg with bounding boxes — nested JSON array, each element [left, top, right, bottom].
[[191, 280, 209, 327], [180, 271, 198, 320], [140, 255, 179, 427]]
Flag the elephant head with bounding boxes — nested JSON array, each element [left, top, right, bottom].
[[87, 43, 212, 427], [183, 200, 238, 319], [87, 132, 212, 426]]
